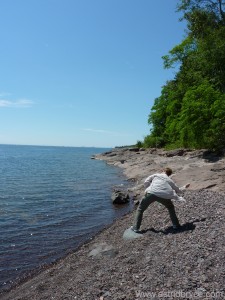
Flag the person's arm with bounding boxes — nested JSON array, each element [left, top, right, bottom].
[[144, 174, 155, 188], [171, 190, 187, 202], [169, 179, 190, 194]]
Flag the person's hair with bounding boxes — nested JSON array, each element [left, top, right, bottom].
[[164, 167, 172, 176]]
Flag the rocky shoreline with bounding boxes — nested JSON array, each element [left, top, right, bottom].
[[1, 148, 225, 300], [94, 147, 225, 196]]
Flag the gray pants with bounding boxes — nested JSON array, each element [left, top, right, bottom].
[[133, 193, 180, 230]]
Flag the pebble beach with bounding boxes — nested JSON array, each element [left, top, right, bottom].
[[1, 147, 225, 300]]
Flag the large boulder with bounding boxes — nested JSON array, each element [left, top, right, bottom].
[[111, 190, 130, 204]]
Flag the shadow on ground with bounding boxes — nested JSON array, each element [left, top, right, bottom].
[[142, 218, 207, 235]]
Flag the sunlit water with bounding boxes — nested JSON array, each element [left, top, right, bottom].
[[0, 145, 132, 291]]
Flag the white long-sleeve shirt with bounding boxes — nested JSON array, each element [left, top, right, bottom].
[[144, 172, 185, 200]]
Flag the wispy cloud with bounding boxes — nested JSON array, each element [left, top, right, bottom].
[[82, 128, 131, 136], [0, 99, 34, 108]]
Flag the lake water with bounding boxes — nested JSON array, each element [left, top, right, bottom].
[[0, 145, 132, 291]]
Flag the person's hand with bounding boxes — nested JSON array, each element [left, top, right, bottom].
[[185, 183, 190, 188], [178, 196, 186, 202]]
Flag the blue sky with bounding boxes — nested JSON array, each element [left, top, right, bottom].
[[0, 0, 186, 148]]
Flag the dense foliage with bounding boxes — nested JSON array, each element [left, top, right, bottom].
[[141, 0, 225, 151]]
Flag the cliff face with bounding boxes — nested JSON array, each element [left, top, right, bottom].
[[2, 148, 225, 300]]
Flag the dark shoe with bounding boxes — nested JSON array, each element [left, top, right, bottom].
[[130, 226, 142, 234]]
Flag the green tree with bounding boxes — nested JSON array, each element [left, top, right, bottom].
[[145, 0, 225, 151]]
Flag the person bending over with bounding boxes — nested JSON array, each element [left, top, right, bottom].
[[131, 167, 190, 233]]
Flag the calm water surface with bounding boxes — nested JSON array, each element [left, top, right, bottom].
[[0, 145, 132, 291]]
